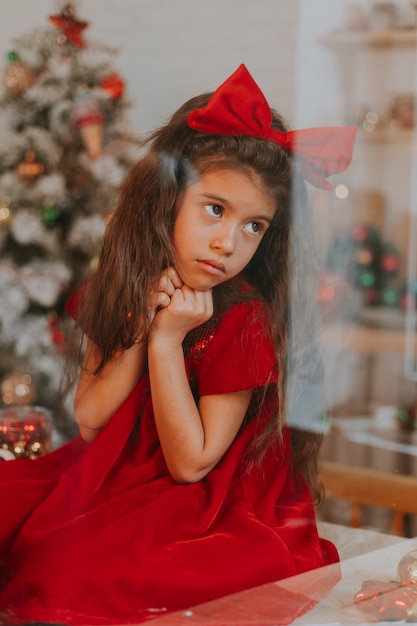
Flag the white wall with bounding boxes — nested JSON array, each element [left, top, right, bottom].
[[0, 0, 301, 136]]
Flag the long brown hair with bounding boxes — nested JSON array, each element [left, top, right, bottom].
[[71, 92, 325, 501]]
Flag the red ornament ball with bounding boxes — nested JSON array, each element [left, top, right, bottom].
[[100, 74, 125, 99], [380, 252, 400, 274], [363, 286, 379, 305], [352, 224, 369, 242]]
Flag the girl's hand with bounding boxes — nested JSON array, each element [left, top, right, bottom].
[[148, 266, 183, 319], [150, 267, 213, 341]]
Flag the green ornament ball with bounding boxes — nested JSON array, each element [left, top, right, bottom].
[[381, 287, 400, 307], [41, 204, 61, 228], [358, 268, 377, 289], [6, 50, 19, 64]]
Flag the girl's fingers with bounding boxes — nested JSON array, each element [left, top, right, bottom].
[[149, 268, 184, 311], [149, 291, 171, 310], [165, 266, 184, 289], [158, 267, 184, 296], [172, 286, 213, 320]]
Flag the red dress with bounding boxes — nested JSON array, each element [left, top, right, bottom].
[[0, 300, 338, 625]]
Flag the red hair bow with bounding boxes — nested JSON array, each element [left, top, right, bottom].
[[186, 64, 356, 191]]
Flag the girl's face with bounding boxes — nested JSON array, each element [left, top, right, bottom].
[[172, 168, 276, 290]]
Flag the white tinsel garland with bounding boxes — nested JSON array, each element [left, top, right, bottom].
[[12, 28, 58, 71], [35, 172, 66, 198], [10, 208, 60, 253], [46, 56, 73, 81], [0, 269, 30, 338], [25, 80, 69, 109], [25, 126, 62, 167], [21, 259, 72, 308], [12, 314, 54, 355], [48, 100, 75, 143], [0, 129, 29, 169], [0, 172, 33, 207], [87, 153, 126, 187], [67, 214, 106, 254]]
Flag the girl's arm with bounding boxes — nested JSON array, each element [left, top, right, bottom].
[[74, 339, 148, 442], [148, 278, 252, 483], [74, 267, 184, 442]]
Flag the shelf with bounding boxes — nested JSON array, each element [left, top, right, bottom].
[[357, 128, 415, 144], [320, 322, 417, 354], [318, 29, 417, 48]]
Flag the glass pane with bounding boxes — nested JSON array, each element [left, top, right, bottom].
[[297, 0, 417, 537]]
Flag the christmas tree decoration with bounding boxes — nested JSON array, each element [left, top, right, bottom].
[[47, 313, 66, 354], [49, 3, 88, 48], [324, 221, 405, 313], [356, 246, 374, 267], [351, 223, 379, 244], [40, 200, 62, 228], [22, 260, 72, 308], [0, 196, 12, 227], [100, 73, 125, 99], [362, 286, 380, 306], [0, 5, 138, 435], [380, 243, 400, 276], [72, 91, 105, 160], [16, 151, 45, 180], [2, 51, 35, 96], [317, 270, 350, 322], [380, 286, 400, 307], [67, 214, 106, 254], [357, 267, 377, 289], [0, 405, 52, 459], [351, 223, 369, 243]]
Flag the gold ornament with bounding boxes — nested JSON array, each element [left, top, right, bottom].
[[16, 151, 45, 180], [3, 52, 34, 96], [0, 196, 12, 226], [0, 371, 37, 406]]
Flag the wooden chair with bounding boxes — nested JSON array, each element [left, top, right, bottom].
[[320, 460, 417, 536]]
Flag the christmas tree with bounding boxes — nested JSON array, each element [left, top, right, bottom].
[[0, 3, 138, 430], [324, 222, 406, 312]]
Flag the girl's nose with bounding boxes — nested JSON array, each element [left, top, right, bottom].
[[211, 224, 236, 254]]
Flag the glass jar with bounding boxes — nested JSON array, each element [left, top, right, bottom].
[[0, 405, 52, 460]]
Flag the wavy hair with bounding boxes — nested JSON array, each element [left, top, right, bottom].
[[69, 92, 325, 501]]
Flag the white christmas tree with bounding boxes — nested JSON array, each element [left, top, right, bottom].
[[0, 2, 138, 427]]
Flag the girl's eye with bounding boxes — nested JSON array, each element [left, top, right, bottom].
[[204, 203, 223, 218], [244, 221, 263, 235]]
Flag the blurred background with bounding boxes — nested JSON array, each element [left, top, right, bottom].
[[0, 0, 416, 534]]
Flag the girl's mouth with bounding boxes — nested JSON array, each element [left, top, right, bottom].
[[197, 259, 226, 276]]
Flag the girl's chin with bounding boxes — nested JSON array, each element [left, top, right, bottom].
[[186, 279, 223, 291], [177, 269, 226, 291]]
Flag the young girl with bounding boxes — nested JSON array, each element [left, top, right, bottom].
[[0, 64, 356, 625]]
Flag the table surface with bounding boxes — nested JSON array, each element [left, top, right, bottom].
[[293, 523, 417, 625], [147, 522, 416, 625]]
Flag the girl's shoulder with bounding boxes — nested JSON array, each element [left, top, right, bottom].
[[192, 298, 277, 396], [183, 296, 271, 359], [217, 298, 272, 346]]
